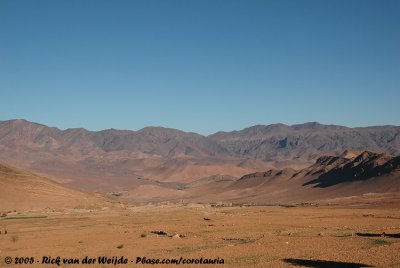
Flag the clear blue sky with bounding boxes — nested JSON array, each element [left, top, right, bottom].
[[1, 0, 399, 134]]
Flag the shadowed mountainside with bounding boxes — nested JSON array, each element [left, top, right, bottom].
[[303, 151, 400, 187], [222, 150, 400, 203], [123, 150, 400, 204]]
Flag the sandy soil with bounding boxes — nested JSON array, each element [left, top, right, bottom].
[[1, 205, 399, 267]]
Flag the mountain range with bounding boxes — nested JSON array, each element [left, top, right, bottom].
[[0, 119, 399, 203], [2, 119, 399, 160]]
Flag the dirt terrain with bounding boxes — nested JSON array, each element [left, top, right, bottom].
[[1, 204, 399, 267], [0, 163, 111, 211]]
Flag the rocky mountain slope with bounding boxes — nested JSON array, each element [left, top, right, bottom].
[[1, 119, 399, 192], [125, 150, 400, 204], [209, 122, 400, 161]]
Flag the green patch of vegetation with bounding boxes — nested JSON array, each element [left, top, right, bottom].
[[3, 215, 48, 220], [361, 239, 392, 249], [335, 231, 354, 237], [78, 224, 92, 228], [198, 229, 220, 237], [371, 239, 391, 246], [267, 255, 280, 262]]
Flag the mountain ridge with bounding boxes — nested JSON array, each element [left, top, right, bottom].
[[4, 118, 400, 137], [1, 119, 400, 192]]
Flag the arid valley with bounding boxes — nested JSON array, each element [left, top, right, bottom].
[[1, 119, 400, 267]]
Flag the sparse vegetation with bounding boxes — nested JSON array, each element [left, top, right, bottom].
[[335, 231, 354, 237], [79, 224, 91, 228], [116, 244, 124, 249], [371, 239, 391, 246], [3, 215, 48, 220], [11, 235, 18, 242]]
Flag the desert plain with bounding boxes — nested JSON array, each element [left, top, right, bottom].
[[1, 201, 400, 268]]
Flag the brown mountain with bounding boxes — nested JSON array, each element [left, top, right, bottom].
[[303, 151, 400, 188], [0, 119, 253, 190], [1, 119, 400, 194], [209, 122, 400, 161], [130, 151, 399, 204], [215, 151, 399, 203], [0, 119, 229, 157]]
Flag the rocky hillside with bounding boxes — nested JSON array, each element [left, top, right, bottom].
[[209, 122, 400, 161], [129, 150, 400, 204]]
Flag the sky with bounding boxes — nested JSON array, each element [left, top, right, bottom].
[[1, 0, 399, 135]]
